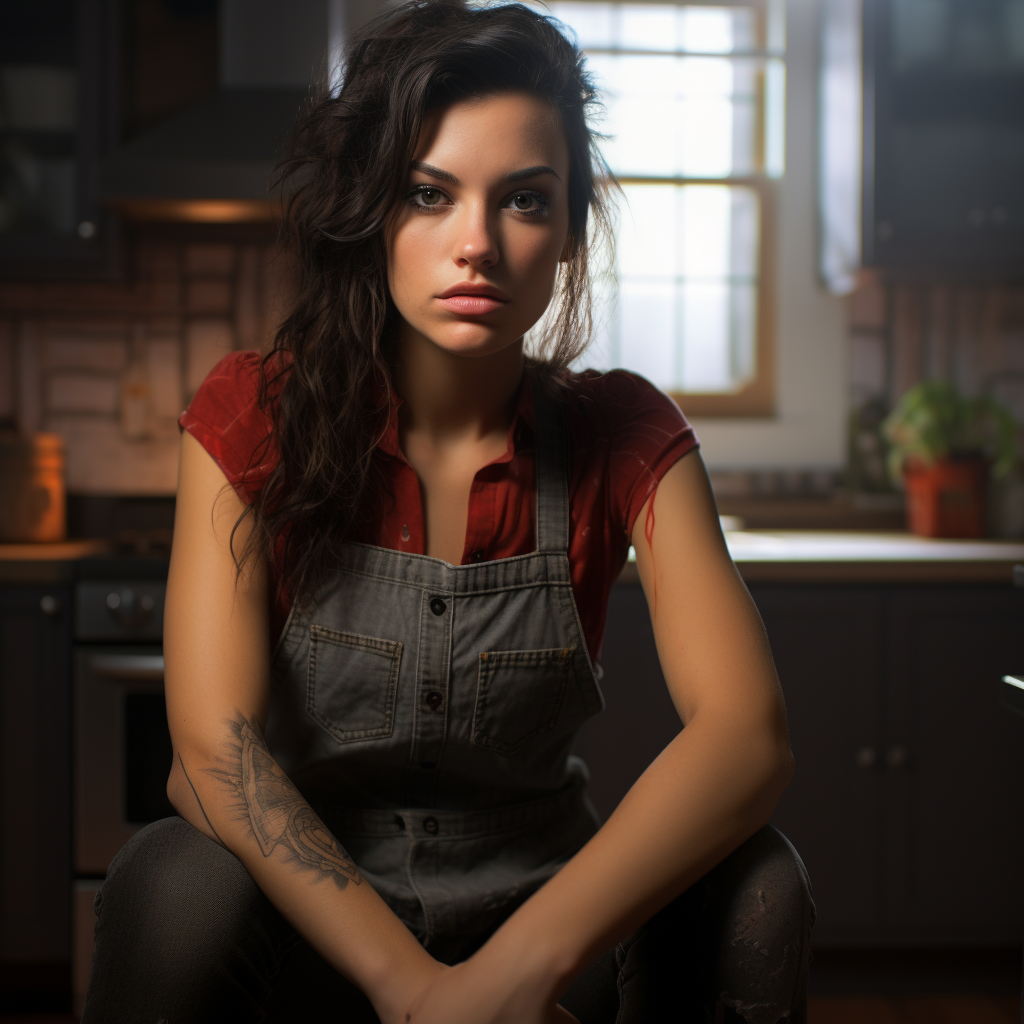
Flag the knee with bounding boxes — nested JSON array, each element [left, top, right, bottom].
[[712, 826, 814, 955], [699, 826, 814, 1023], [96, 816, 268, 955]]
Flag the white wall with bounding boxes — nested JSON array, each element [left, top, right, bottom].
[[691, 0, 849, 470]]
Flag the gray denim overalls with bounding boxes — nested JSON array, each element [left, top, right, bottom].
[[267, 374, 605, 952]]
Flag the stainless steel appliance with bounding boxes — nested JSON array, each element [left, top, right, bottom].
[[71, 567, 170, 1018]]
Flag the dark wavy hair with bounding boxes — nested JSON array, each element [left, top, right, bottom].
[[238, 0, 615, 605]]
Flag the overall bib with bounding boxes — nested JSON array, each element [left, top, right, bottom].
[[267, 373, 605, 952]]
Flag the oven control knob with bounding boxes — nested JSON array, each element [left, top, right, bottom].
[[39, 594, 61, 617], [106, 589, 156, 628]]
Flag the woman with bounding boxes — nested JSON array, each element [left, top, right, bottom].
[[83, 2, 813, 1022]]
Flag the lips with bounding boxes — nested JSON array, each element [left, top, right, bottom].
[[435, 282, 509, 316]]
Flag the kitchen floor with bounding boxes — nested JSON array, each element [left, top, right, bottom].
[[0, 998, 1020, 1023]]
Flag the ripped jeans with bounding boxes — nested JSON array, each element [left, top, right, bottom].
[[81, 819, 814, 1024]]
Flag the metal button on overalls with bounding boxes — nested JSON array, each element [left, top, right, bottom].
[[266, 372, 605, 950]]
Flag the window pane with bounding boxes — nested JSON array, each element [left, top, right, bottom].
[[593, 53, 765, 177], [582, 184, 760, 395], [548, 1, 615, 49], [550, 3, 759, 54], [619, 281, 676, 383], [619, 4, 678, 50]]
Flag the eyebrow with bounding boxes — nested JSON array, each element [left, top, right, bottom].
[[410, 161, 562, 184]]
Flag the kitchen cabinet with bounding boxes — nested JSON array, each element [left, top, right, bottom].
[[819, 0, 1024, 288], [578, 580, 1024, 947], [0, 582, 73, 964], [0, 0, 118, 279], [882, 588, 1024, 940]]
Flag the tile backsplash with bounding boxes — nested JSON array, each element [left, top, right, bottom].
[[0, 235, 295, 494]]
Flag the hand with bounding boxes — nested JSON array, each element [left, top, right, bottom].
[[402, 958, 581, 1024]]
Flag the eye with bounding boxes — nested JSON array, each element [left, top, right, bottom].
[[407, 186, 450, 210], [505, 190, 549, 217]]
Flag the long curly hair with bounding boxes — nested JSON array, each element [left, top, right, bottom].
[[238, 0, 615, 605]]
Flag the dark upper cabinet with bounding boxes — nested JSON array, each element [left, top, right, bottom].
[[0, 0, 118, 279], [820, 0, 1024, 289]]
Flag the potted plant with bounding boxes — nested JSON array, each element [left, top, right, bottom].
[[882, 381, 1015, 538]]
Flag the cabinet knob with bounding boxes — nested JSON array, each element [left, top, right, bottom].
[[854, 746, 877, 769], [887, 745, 911, 769], [39, 594, 61, 617]]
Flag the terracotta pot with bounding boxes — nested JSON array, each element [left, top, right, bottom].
[[902, 455, 988, 538], [0, 433, 66, 543]]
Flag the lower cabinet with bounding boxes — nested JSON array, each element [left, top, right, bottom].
[[0, 584, 73, 964], [577, 580, 1024, 947]]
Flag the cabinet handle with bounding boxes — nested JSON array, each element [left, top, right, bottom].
[[887, 745, 911, 769], [39, 594, 61, 617], [854, 746, 877, 769]]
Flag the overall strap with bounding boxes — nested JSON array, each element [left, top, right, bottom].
[[530, 372, 570, 554]]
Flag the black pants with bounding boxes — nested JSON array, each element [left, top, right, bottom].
[[82, 817, 814, 1024]]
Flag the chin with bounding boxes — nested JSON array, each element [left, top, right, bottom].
[[426, 322, 522, 360]]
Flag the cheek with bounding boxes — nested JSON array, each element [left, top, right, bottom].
[[388, 222, 436, 301], [505, 225, 564, 276]]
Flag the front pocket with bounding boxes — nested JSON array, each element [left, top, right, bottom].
[[471, 647, 574, 755], [306, 625, 403, 743]]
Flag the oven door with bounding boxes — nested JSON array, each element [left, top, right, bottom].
[[74, 647, 174, 876]]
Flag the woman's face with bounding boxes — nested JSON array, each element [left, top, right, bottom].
[[387, 91, 572, 361]]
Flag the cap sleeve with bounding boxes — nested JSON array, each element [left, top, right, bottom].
[[573, 369, 700, 538], [178, 350, 278, 504]]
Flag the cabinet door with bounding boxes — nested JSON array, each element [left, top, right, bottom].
[[751, 585, 887, 946], [0, 0, 117, 278], [0, 585, 72, 962], [884, 586, 1024, 942]]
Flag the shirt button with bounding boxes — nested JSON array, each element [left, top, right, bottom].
[[471, 550, 484, 562], [424, 690, 443, 710], [429, 597, 446, 616], [423, 816, 439, 835], [401, 524, 411, 542]]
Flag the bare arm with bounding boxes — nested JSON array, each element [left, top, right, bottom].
[[409, 449, 793, 1021], [164, 431, 443, 1023]]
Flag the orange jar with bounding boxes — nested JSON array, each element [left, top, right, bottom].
[[0, 433, 67, 543]]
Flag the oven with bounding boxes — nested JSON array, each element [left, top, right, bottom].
[[71, 572, 172, 1017]]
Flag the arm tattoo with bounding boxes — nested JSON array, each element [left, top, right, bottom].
[[201, 713, 363, 890], [178, 752, 226, 847]]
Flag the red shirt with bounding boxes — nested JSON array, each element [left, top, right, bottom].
[[180, 351, 698, 661]]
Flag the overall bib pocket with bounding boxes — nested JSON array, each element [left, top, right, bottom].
[[472, 647, 574, 755], [306, 625, 403, 743]]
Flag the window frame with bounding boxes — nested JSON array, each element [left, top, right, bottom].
[[563, 0, 781, 416]]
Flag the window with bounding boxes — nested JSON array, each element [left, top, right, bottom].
[[548, 1, 786, 415]]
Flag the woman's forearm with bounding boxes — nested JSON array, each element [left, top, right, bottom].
[[168, 712, 439, 1022], [481, 711, 793, 995]]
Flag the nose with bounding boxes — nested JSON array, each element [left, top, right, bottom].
[[452, 201, 498, 270]]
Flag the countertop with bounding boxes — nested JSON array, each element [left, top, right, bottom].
[[3, 533, 1024, 586], [618, 531, 1024, 585], [0, 540, 111, 583]]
